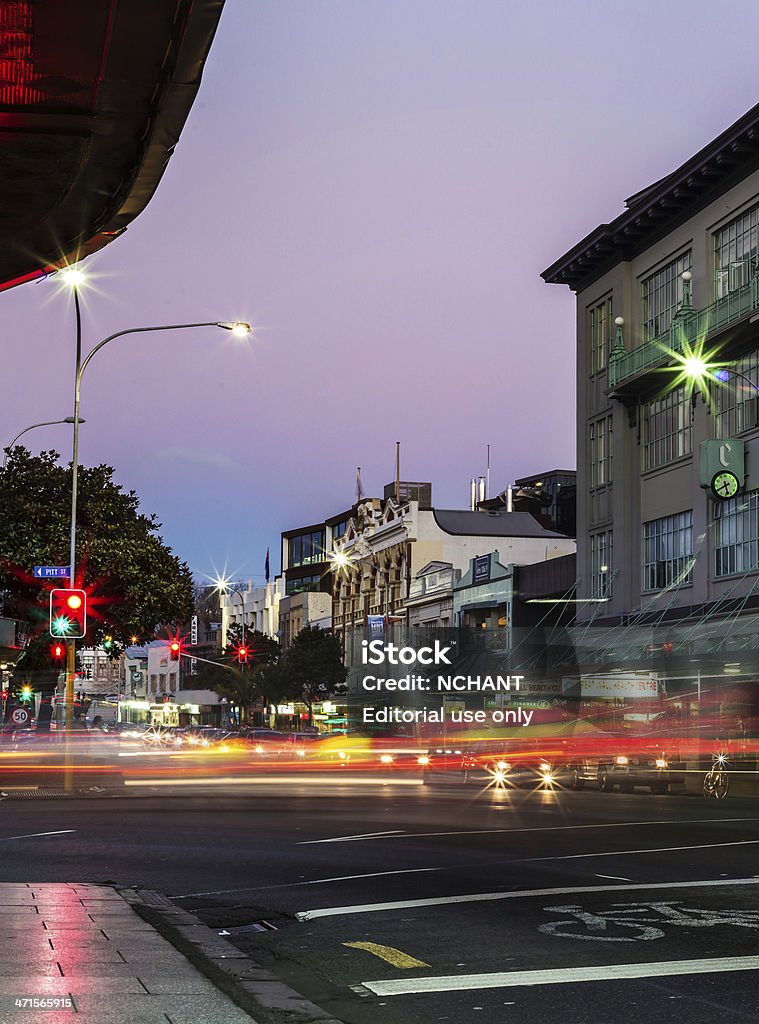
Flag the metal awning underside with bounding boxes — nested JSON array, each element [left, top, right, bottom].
[[0, 0, 225, 293]]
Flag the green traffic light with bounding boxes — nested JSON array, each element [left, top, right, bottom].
[[51, 615, 73, 636]]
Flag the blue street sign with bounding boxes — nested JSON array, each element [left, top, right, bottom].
[[34, 566, 70, 579]]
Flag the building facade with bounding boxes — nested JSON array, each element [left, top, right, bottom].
[[543, 101, 759, 627], [332, 492, 576, 639]]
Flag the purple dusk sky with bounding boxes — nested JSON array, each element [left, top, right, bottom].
[[2, 1, 758, 583]]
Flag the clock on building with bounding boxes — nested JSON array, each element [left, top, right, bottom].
[[711, 470, 740, 501]]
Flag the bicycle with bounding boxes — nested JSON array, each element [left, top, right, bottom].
[[703, 752, 729, 799]]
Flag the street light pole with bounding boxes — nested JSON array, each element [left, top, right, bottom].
[[2, 417, 82, 470], [62, 317, 250, 785]]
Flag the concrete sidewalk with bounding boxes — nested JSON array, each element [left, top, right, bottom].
[[0, 884, 257, 1023]]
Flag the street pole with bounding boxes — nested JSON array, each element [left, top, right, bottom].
[[64, 286, 82, 791], [63, 316, 250, 790]]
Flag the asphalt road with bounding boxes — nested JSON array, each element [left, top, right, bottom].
[[0, 776, 758, 1023]]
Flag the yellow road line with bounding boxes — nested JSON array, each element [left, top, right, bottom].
[[343, 941, 430, 969]]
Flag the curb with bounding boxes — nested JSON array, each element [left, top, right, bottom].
[[121, 888, 345, 1024]]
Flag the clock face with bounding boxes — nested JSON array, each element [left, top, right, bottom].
[[711, 471, 740, 500]]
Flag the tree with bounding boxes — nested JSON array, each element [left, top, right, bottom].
[[225, 624, 279, 665], [0, 449, 194, 681], [206, 626, 280, 722], [283, 625, 347, 721]]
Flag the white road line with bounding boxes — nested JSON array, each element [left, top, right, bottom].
[[0, 830, 76, 842], [305, 830, 407, 843], [534, 839, 759, 861], [595, 874, 632, 881], [297, 817, 752, 845], [296, 876, 759, 921], [172, 867, 441, 899], [361, 955, 759, 996]]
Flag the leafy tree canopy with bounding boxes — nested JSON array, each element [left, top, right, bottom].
[[284, 625, 347, 706], [0, 449, 193, 671]]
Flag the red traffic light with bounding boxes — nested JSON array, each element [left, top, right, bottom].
[[51, 642, 65, 660], [235, 645, 249, 664], [49, 588, 87, 639], [169, 640, 181, 662]]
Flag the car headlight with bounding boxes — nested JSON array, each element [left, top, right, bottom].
[[655, 758, 667, 768], [417, 755, 429, 765], [297, 749, 306, 758], [255, 745, 264, 754], [380, 754, 394, 764], [496, 761, 510, 771], [616, 756, 628, 765]]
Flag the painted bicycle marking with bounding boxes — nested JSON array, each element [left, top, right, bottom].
[[538, 901, 759, 942]]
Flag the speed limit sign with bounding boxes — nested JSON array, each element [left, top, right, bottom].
[[11, 707, 29, 727]]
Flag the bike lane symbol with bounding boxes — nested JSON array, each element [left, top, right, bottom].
[[538, 901, 759, 942]]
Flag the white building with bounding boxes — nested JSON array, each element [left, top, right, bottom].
[[219, 578, 283, 648]]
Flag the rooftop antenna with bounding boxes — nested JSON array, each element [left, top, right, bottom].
[[486, 443, 490, 499]]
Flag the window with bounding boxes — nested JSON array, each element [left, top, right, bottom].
[[713, 347, 759, 438], [332, 520, 348, 541], [714, 489, 759, 577], [714, 202, 759, 298], [287, 530, 325, 568], [286, 574, 321, 596], [589, 296, 613, 374], [643, 511, 693, 591], [589, 415, 613, 488], [642, 387, 692, 469], [590, 530, 613, 598], [641, 251, 691, 341]]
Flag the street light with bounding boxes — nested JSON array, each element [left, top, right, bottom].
[[212, 577, 248, 649], [2, 417, 84, 470], [65, 319, 251, 733]]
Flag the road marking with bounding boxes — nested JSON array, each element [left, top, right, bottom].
[[534, 839, 759, 861], [344, 942, 430, 969], [297, 817, 752, 845], [596, 874, 632, 881], [173, 867, 442, 898], [361, 954, 759, 995], [296, 876, 759, 921], [304, 830, 407, 843], [0, 830, 76, 842]]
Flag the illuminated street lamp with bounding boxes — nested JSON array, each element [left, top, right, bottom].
[[212, 576, 248, 649], [2, 417, 84, 470]]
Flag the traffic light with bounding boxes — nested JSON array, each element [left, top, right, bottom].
[[49, 588, 87, 639], [235, 645, 249, 665], [51, 642, 65, 661], [169, 640, 181, 662], [20, 685, 32, 702]]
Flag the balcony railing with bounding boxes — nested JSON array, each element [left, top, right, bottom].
[[609, 276, 759, 389]]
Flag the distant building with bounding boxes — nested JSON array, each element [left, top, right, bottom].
[[478, 470, 576, 537], [332, 484, 576, 640]]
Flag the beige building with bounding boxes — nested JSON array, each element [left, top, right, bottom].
[[332, 494, 575, 637], [278, 590, 332, 649]]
